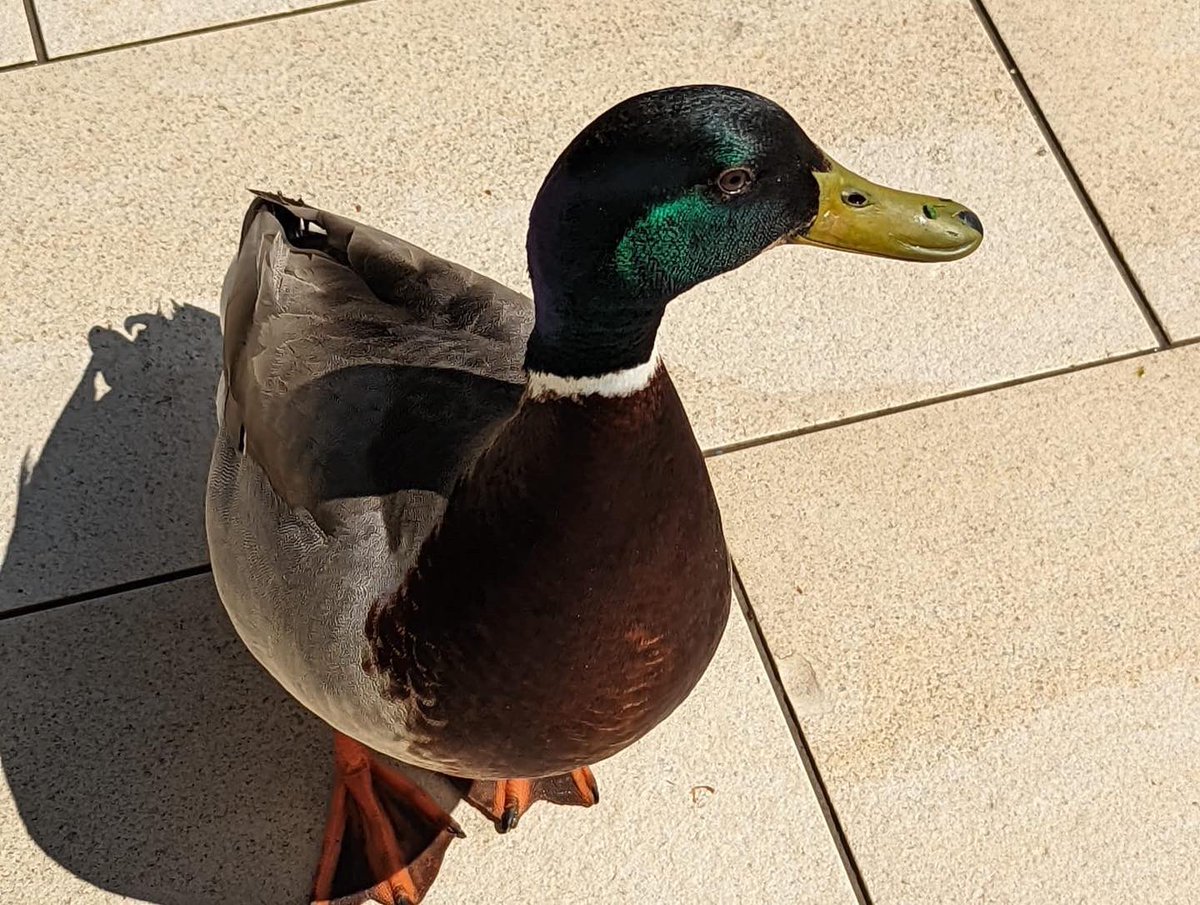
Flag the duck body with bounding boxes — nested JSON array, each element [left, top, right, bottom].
[[206, 86, 982, 903], [206, 192, 730, 778]]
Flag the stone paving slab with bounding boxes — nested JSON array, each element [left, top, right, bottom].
[[710, 345, 1200, 904], [986, 0, 1200, 339], [0, 0, 33, 66], [33, 0, 330, 56]]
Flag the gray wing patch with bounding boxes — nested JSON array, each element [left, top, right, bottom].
[[221, 191, 532, 536]]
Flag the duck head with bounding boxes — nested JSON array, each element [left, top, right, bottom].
[[525, 84, 982, 380]]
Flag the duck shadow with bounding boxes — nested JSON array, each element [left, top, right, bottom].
[[0, 305, 217, 610], [0, 305, 460, 904]]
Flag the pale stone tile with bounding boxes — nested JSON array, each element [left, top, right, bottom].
[[710, 345, 1200, 903], [987, 0, 1200, 339], [0, 0, 34, 66], [34, 0, 329, 56]]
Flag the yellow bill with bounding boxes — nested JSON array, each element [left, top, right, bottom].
[[790, 159, 983, 262]]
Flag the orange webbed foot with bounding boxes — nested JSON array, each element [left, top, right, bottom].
[[311, 733, 464, 905], [465, 767, 599, 833]]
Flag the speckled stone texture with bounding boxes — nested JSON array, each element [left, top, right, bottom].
[[709, 344, 1200, 904], [0, 575, 856, 904], [0, 0, 33, 65], [33, 0, 329, 56], [986, 0, 1200, 340], [0, 0, 1155, 610]]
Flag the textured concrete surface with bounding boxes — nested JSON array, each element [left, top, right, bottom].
[[0, 0, 1154, 609], [33, 0, 329, 56], [0, 575, 855, 904], [709, 345, 1200, 904], [986, 0, 1200, 340], [0, 0, 33, 66]]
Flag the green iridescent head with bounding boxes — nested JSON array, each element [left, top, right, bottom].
[[525, 85, 982, 378]]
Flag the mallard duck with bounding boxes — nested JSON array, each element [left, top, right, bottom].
[[206, 84, 981, 904]]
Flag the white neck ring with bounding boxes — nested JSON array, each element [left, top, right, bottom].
[[525, 346, 662, 400]]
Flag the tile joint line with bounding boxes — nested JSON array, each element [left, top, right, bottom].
[[702, 344, 1164, 459], [4, 0, 377, 70], [22, 0, 48, 63], [968, 0, 1171, 350], [0, 563, 213, 623], [731, 565, 875, 905]]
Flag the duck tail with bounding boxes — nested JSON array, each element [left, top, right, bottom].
[[245, 188, 365, 254]]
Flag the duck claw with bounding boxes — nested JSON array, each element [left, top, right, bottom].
[[464, 767, 600, 834], [500, 805, 521, 833]]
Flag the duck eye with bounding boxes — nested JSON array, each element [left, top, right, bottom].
[[717, 167, 754, 195], [843, 190, 869, 207]]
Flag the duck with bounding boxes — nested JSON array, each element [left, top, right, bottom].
[[206, 84, 982, 905]]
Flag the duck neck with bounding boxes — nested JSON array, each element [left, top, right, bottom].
[[524, 205, 675, 379], [522, 286, 667, 381]]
